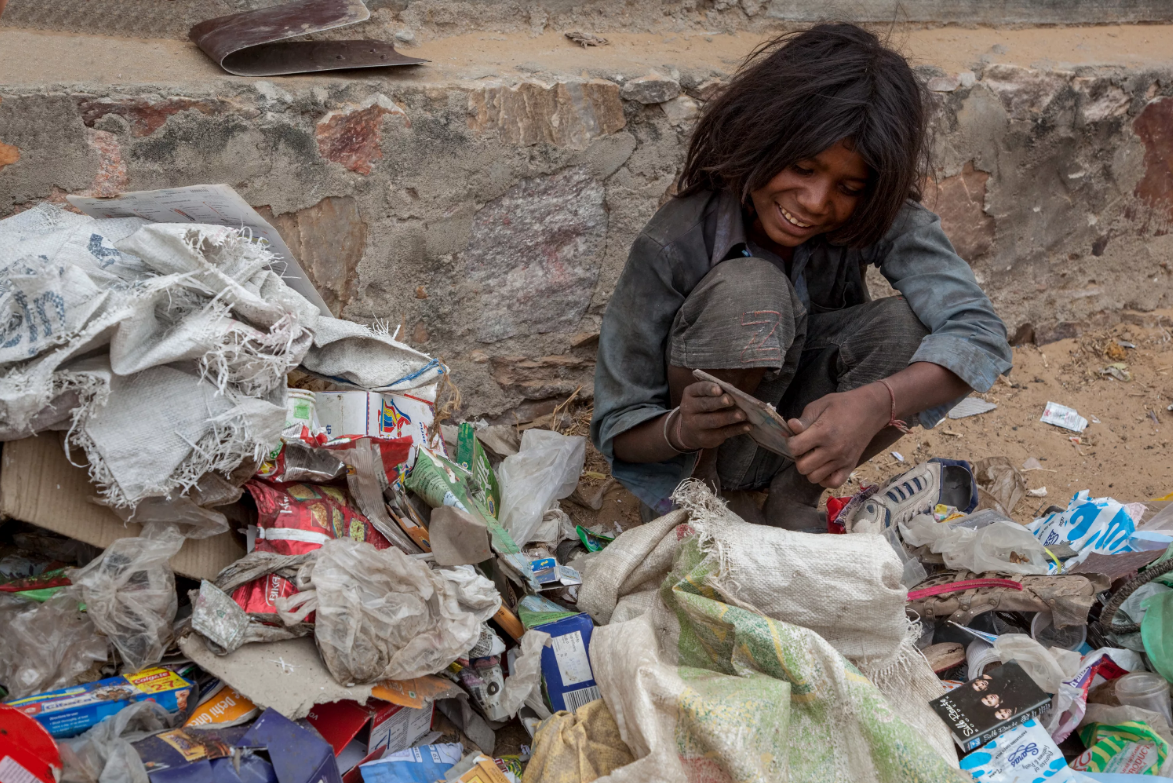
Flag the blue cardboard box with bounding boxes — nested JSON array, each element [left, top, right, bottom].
[[5, 668, 193, 739], [534, 613, 601, 713]]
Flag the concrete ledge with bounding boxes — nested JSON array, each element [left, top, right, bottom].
[[4, 0, 1173, 41], [766, 0, 1173, 25]]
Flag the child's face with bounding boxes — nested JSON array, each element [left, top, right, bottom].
[[749, 139, 868, 248]]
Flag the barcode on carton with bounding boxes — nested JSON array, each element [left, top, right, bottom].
[[562, 685, 601, 714]]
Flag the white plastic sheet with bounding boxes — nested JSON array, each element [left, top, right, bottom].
[[497, 430, 585, 548]]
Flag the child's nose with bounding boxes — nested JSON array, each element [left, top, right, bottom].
[[797, 177, 834, 217]]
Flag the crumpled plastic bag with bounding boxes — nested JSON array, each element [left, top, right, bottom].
[[275, 538, 501, 684], [495, 630, 550, 719], [498, 430, 585, 548], [992, 634, 1082, 695], [974, 456, 1027, 516], [69, 529, 184, 672], [60, 700, 177, 783], [529, 507, 579, 549], [0, 590, 109, 699], [901, 515, 1049, 575]]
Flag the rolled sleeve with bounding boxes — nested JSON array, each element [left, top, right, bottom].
[[591, 235, 683, 460], [878, 202, 1013, 396]]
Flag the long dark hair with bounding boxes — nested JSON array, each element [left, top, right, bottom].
[[678, 23, 930, 248]]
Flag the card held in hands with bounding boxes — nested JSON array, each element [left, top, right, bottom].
[[692, 370, 794, 460]]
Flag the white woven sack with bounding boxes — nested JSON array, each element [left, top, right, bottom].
[[578, 480, 957, 768]]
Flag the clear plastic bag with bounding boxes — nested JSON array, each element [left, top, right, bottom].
[[497, 430, 585, 548], [277, 538, 501, 684], [992, 633, 1081, 695], [60, 700, 177, 783], [111, 495, 229, 540], [901, 516, 1049, 575], [69, 529, 184, 672], [0, 590, 109, 699]]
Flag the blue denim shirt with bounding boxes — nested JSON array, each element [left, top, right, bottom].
[[590, 190, 1013, 511]]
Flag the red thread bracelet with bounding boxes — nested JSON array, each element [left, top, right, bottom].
[[877, 378, 911, 434]]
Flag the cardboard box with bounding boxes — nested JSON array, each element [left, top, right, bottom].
[[0, 436, 244, 581], [316, 392, 433, 448], [306, 698, 434, 775], [358, 744, 463, 783], [132, 724, 252, 781], [134, 708, 343, 783], [5, 668, 193, 739], [183, 682, 258, 728], [535, 614, 601, 714], [240, 709, 343, 783]]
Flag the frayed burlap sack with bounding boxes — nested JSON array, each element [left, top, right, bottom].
[[578, 480, 961, 781], [300, 316, 445, 392], [0, 206, 440, 507]]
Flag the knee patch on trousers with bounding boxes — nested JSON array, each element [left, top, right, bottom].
[[668, 257, 804, 370]]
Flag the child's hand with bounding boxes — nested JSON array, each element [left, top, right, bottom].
[[674, 382, 753, 450], [786, 385, 890, 488]]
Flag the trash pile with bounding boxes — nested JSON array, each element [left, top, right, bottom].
[[4, 196, 1173, 783], [838, 457, 1173, 781]]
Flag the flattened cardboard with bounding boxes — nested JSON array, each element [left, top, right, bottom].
[[0, 436, 244, 581], [179, 633, 459, 723], [179, 634, 377, 720]]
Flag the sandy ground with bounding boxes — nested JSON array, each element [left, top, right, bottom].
[[852, 312, 1173, 520], [570, 310, 1173, 533], [3, 24, 1173, 86]]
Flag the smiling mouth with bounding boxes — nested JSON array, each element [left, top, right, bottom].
[[778, 204, 813, 230]]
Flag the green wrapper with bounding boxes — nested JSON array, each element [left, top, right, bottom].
[[405, 448, 519, 554]]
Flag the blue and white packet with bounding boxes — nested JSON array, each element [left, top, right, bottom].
[[358, 743, 463, 783], [1029, 491, 1136, 572], [960, 719, 1095, 782]]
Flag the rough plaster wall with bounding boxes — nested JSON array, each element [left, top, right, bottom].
[[2, 63, 1173, 419]]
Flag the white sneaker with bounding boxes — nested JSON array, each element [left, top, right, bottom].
[[844, 458, 978, 534]]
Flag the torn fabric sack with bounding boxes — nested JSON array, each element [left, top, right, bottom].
[[578, 481, 963, 782], [0, 204, 441, 508]]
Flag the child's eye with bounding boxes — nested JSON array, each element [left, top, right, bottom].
[[792, 164, 813, 175], [841, 184, 864, 196]]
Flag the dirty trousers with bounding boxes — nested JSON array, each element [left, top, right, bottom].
[[667, 256, 929, 511]]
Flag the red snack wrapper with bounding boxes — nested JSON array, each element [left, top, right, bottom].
[[232, 481, 390, 620]]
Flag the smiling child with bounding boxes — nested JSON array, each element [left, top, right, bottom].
[[590, 23, 1012, 528]]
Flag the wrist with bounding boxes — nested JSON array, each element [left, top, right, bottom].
[[663, 408, 699, 454], [672, 413, 700, 452], [855, 383, 893, 432]]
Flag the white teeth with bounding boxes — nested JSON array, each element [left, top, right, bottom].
[[779, 205, 812, 229]]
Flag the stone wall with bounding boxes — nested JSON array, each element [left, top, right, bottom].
[[2, 43, 1173, 419]]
